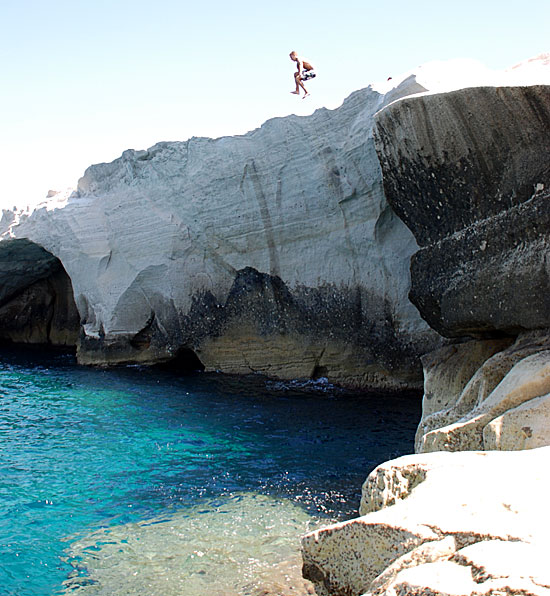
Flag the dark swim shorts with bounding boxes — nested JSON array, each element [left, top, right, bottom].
[[301, 70, 316, 81]]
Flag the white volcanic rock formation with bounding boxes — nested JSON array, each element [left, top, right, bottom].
[[3, 56, 545, 388], [1, 70, 441, 388]]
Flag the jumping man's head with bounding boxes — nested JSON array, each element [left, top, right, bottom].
[[289, 51, 298, 61]]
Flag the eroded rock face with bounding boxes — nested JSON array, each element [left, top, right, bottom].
[[0, 239, 79, 346], [4, 76, 441, 389], [416, 331, 550, 453], [374, 84, 550, 338], [301, 447, 550, 596]]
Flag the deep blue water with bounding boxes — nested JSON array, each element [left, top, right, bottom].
[[0, 346, 420, 595]]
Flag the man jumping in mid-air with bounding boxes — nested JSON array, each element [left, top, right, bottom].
[[289, 51, 316, 98]]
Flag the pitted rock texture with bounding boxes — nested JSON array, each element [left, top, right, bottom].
[[2, 75, 441, 389], [374, 84, 550, 338], [301, 447, 550, 596], [416, 330, 550, 453]]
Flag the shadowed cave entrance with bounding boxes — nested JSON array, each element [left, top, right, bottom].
[[157, 347, 205, 374], [0, 239, 80, 348]]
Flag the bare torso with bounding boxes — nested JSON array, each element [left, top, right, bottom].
[[289, 52, 315, 96]]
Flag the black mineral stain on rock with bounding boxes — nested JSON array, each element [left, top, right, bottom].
[[76, 265, 427, 387], [180, 267, 425, 379], [375, 86, 550, 248], [409, 192, 550, 337], [374, 85, 550, 338]]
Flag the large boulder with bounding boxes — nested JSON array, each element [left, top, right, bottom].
[[301, 447, 550, 596], [2, 75, 440, 389], [374, 81, 550, 338]]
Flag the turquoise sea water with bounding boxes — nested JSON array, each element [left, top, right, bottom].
[[0, 346, 420, 595]]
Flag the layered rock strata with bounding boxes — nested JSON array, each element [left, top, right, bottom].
[[2, 75, 440, 389]]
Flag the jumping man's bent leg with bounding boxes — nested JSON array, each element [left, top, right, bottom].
[[291, 72, 301, 94]]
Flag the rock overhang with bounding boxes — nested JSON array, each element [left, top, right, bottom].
[[0, 238, 79, 347], [1, 74, 448, 387], [0, 238, 64, 304], [374, 84, 550, 338]]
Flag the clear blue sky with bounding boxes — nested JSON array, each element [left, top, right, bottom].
[[1, 0, 548, 209]]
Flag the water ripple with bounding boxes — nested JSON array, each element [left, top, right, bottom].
[[0, 346, 421, 595]]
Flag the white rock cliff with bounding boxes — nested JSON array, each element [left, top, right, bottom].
[[1, 73, 441, 389], [3, 55, 550, 595]]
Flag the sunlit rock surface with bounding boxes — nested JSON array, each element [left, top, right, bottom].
[[417, 331, 550, 453], [2, 73, 441, 389], [302, 447, 550, 596]]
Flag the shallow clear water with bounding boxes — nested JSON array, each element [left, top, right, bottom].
[[0, 346, 420, 595]]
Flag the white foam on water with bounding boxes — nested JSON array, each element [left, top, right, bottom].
[[61, 492, 325, 595], [265, 376, 344, 394]]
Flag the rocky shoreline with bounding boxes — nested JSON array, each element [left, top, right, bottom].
[[1, 53, 550, 595], [302, 55, 550, 595]]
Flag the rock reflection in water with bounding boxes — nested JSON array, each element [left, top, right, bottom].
[[61, 492, 323, 596]]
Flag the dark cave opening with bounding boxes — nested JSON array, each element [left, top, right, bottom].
[[0, 238, 80, 348], [311, 365, 329, 380], [157, 346, 205, 374]]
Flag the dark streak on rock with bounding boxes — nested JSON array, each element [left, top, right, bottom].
[[374, 85, 550, 338], [179, 267, 426, 378]]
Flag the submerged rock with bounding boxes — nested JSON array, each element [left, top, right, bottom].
[[62, 492, 321, 596]]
